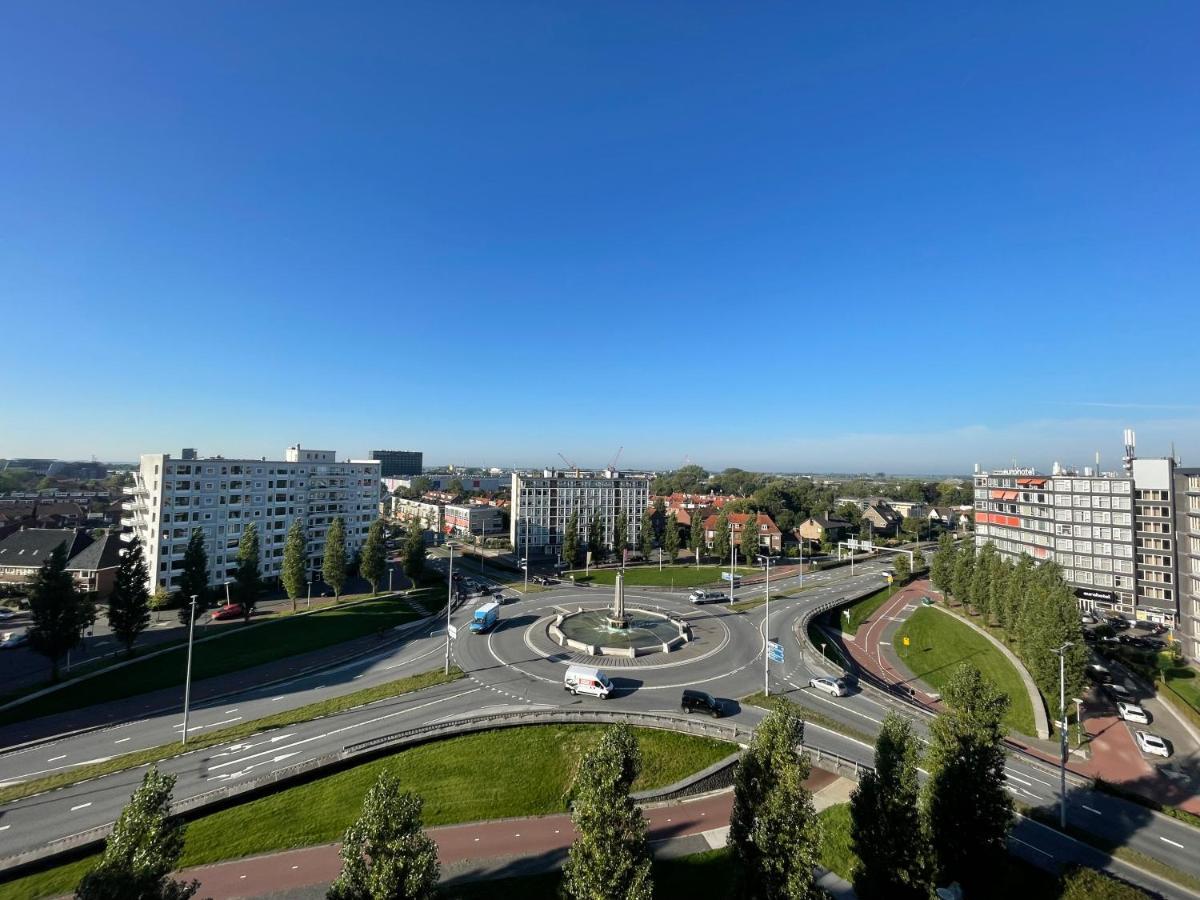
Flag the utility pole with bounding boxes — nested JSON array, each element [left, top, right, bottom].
[[1053, 642, 1073, 829], [729, 526, 736, 603], [445, 544, 455, 675], [760, 554, 773, 695], [181, 594, 197, 746], [523, 517, 529, 593]]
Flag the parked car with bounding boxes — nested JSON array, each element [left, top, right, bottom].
[[1080, 613, 1098, 625], [211, 603, 244, 621], [1106, 616, 1131, 631], [1117, 702, 1150, 725], [1085, 663, 1113, 683], [0, 608, 17, 621], [809, 676, 848, 697], [921, 596, 935, 606], [680, 689, 724, 718], [1103, 682, 1134, 703], [1135, 731, 1170, 758], [0, 631, 27, 649]]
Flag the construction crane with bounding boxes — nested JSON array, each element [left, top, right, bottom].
[[557, 452, 578, 472], [607, 446, 623, 470]]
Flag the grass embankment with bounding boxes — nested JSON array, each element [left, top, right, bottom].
[[0, 667, 465, 806], [1157, 657, 1200, 729], [568, 565, 754, 589], [0, 592, 434, 727], [897, 607, 1035, 737], [0, 726, 732, 900], [836, 586, 894, 635]]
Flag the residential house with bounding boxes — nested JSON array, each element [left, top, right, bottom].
[[861, 502, 902, 536], [796, 514, 852, 546], [702, 512, 782, 555], [0, 528, 124, 597]]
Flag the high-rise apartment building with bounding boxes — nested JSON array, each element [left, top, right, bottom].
[[510, 469, 651, 560], [123, 446, 381, 594], [370, 450, 423, 477], [1173, 468, 1200, 661], [973, 431, 1177, 627]]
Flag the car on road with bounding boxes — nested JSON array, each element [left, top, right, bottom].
[[564, 664, 613, 699], [478, 585, 492, 596], [1085, 663, 1113, 683], [1135, 731, 1170, 758], [211, 603, 244, 621], [921, 596, 934, 606], [0, 631, 27, 649], [689, 589, 730, 604], [0, 608, 17, 621], [809, 676, 848, 697], [680, 689, 724, 717], [1103, 682, 1134, 703], [1117, 701, 1150, 725]]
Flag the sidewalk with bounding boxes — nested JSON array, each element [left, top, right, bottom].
[[180, 771, 857, 899]]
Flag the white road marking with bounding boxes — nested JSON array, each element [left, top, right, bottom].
[[1160, 837, 1185, 849], [114, 738, 131, 744], [70, 802, 91, 812], [1082, 805, 1102, 814], [0, 825, 9, 831], [47, 755, 66, 762]]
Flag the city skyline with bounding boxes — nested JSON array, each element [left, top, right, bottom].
[[3, 3, 1198, 472]]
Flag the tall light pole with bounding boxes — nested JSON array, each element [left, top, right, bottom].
[[181, 594, 198, 746], [445, 543, 455, 675], [729, 524, 736, 603], [1052, 641, 1073, 829], [523, 516, 530, 593], [306, 578, 312, 609], [759, 554, 773, 695]]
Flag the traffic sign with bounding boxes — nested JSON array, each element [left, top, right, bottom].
[[902, 635, 910, 647], [448, 624, 458, 640], [767, 641, 784, 663]]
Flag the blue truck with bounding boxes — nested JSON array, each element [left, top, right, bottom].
[[469, 601, 500, 634]]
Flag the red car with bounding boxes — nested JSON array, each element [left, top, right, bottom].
[[211, 603, 244, 621]]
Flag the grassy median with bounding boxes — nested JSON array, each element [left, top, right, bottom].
[[0, 592, 435, 727], [835, 586, 894, 635], [0, 725, 733, 900], [897, 606, 1035, 737], [569, 565, 754, 589]]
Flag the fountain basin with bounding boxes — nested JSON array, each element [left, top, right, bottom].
[[551, 607, 690, 658]]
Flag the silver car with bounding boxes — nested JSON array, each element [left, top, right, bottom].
[[1117, 701, 1149, 725], [809, 676, 848, 697]]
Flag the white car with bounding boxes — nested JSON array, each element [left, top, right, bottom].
[[0, 631, 27, 649], [1135, 731, 1170, 758], [809, 676, 848, 697], [689, 590, 729, 604], [1117, 702, 1149, 725]]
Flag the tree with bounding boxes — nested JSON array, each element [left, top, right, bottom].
[[107, 536, 151, 656], [970, 542, 997, 624], [401, 518, 426, 584], [923, 664, 1014, 891], [689, 511, 705, 562], [728, 700, 823, 899], [950, 544, 975, 610], [893, 553, 910, 582], [588, 512, 605, 561], [712, 509, 731, 564], [75, 765, 198, 900], [663, 512, 681, 563], [929, 534, 955, 595], [446, 477, 464, 497], [614, 511, 629, 562], [741, 513, 760, 563], [324, 517, 348, 600], [640, 509, 655, 561], [562, 725, 653, 900], [902, 515, 924, 542], [1004, 554, 1035, 642], [149, 586, 171, 623], [327, 771, 439, 900], [850, 713, 930, 900], [1022, 564, 1088, 704], [361, 519, 387, 594], [27, 543, 94, 681], [282, 518, 308, 613], [176, 528, 209, 624], [234, 522, 262, 621], [912, 547, 927, 574], [562, 511, 580, 568]]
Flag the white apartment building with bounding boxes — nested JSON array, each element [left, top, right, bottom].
[[123, 446, 380, 594], [510, 469, 651, 559]]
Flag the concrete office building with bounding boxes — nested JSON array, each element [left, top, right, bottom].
[[370, 450, 423, 477], [1173, 468, 1200, 661], [511, 469, 651, 560], [974, 431, 1178, 627], [123, 446, 381, 594]]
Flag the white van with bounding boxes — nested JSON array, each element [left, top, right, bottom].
[[564, 665, 613, 698]]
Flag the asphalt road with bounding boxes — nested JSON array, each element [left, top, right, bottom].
[[1, 555, 1198, 897]]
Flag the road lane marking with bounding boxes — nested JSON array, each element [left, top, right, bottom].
[[47, 755, 66, 762], [1081, 805, 1102, 814], [70, 802, 91, 812], [1160, 837, 1185, 849], [114, 738, 131, 744], [0, 825, 9, 831]]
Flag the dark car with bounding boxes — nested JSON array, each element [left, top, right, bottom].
[[681, 689, 724, 718], [1106, 616, 1131, 631], [1085, 663, 1113, 683]]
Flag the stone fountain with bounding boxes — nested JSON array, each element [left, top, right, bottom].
[[605, 571, 630, 629]]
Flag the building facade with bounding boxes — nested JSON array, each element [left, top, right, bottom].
[[123, 446, 381, 594], [370, 450, 423, 477], [510, 469, 651, 559], [1172, 467, 1200, 661], [383, 474, 506, 494], [390, 497, 444, 533], [0, 528, 124, 596], [444, 503, 504, 538]]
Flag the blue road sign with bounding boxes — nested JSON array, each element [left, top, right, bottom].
[[768, 641, 784, 663]]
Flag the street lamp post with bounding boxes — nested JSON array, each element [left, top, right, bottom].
[[306, 579, 312, 609], [1074, 698, 1084, 749], [1052, 642, 1073, 829], [759, 554, 773, 695], [729, 526, 736, 603], [523, 518, 530, 594], [181, 594, 198, 746], [388, 566, 394, 593], [445, 544, 455, 675]]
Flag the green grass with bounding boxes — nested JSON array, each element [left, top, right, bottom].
[[567, 565, 754, 589], [0, 726, 732, 900], [836, 586, 894, 635], [817, 802, 856, 881], [0, 592, 432, 726], [1158, 657, 1200, 729], [0, 667, 465, 805], [897, 606, 1036, 737]]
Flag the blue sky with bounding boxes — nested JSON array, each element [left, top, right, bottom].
[[2, 3, 1197, 473]]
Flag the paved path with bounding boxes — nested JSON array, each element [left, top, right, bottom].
[[181, 770, 850, 899]]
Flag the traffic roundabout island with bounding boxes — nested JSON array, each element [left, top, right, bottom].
[[550, 572, 690, 658]]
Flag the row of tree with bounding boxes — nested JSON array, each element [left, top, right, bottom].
[[930, 535, 1088, 703]]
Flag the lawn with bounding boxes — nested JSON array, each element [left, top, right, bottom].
[[817, 802, 856, 881], [568, 565, 755, 589], [0, 667, 464, 805], [0, 725, 733, 900], [896, 606, 1036, 737], [1158, 657, 1200, 729], [0, 592, 433, 727], [836, 586, 894, 635]]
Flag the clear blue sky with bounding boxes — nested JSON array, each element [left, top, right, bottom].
[[2, 3, 1197, 473]]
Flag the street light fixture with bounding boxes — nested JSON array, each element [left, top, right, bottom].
[[181, 594, 198, 746], [758, 554, 774, 695], [444, 543, 455, 675], [1052, 641, 1074, 829]]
